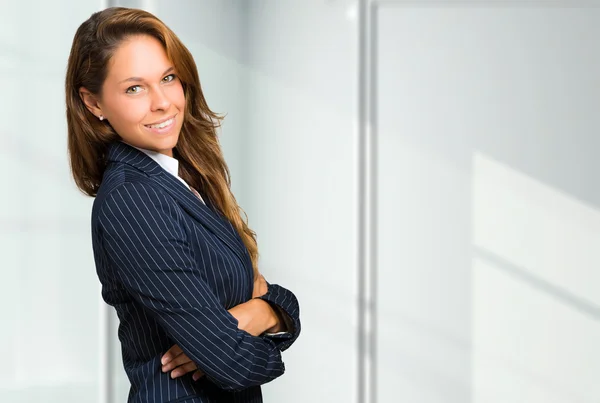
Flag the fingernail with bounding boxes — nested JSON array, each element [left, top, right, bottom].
[[161, 357, 168, 365], [193, 373, 199, 381]]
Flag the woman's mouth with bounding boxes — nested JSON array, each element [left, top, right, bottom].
[[144, 115, 176, 133]]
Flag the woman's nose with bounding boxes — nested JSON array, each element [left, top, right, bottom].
[[150, 87, 171, 111]]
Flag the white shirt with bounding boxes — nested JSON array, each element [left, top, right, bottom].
[[124, 141, 204, 204]]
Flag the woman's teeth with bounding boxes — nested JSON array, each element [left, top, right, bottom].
[[146, 118, 174, 129]]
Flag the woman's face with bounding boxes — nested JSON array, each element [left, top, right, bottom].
[[82, 35, 185, 157]]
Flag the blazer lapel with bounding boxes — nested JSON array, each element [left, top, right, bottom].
[[106, 141, 249, 265]]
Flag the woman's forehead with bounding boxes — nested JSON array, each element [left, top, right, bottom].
[[107, 35, 172, 83]]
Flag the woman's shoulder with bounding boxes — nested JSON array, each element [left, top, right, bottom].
[[92, 163, 163, 219], [100, 161, 149, 191]]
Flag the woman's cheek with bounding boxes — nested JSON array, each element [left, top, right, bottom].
[[167, 83, 186, 107], [123, 98, 152, 123]]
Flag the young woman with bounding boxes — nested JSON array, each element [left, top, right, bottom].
[[66, 7, 301, 403]]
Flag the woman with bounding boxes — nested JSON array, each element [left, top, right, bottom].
[[65, 7, 301, 403]]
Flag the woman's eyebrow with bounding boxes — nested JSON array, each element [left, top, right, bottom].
[[118, 67, 174, 84]]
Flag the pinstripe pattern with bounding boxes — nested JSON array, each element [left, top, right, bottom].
[[91, 141, 301, 403]]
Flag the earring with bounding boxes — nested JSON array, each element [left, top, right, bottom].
[[99, 115, 104, 121]]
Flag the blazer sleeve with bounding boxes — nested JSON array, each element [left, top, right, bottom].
[[96, 180, 285, 391], [256, 282, 301, 352]]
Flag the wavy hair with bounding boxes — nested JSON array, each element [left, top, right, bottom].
[[65, 7, 259, 279]]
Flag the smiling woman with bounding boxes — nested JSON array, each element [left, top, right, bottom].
[[65, 7, 301, 403], [79, 35, 185, 157]]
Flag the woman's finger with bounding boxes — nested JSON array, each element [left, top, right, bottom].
[[161, 344, 183, 365], [171, 361, 198, 378], [162, 352, 193, 372], [192, 369, 205, 382]]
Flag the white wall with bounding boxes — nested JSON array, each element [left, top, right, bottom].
[[0, 1, 105, 402], [378, 2, 600, 402]]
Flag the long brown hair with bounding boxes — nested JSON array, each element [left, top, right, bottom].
[[65, 7, 259, 279]]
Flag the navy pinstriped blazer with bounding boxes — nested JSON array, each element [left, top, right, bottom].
[[91, 141, 301, 403]]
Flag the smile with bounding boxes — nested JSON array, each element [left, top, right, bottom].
[[145, 116, 175, 129]]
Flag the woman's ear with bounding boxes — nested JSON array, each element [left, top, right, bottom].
[[79, 87, 104, 119]]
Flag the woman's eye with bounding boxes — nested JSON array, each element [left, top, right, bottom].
[[126, 85, 141, 94], [162, 74, 176, 83]]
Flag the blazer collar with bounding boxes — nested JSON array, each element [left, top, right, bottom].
[[106, 141, 249, 266]]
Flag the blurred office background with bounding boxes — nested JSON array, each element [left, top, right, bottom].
[[1, 0, 600, 402]]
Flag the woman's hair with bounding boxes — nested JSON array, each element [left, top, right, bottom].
[[66, 7, 260, 279]]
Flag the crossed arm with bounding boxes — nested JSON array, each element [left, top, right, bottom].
[[162, 274, 292, 380], [98, 181, 301, 390]]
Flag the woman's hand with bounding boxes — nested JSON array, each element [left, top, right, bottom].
[[161, 344, 205, 381], [251, 273, 286, 333], [229, 298, 283, 336]]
